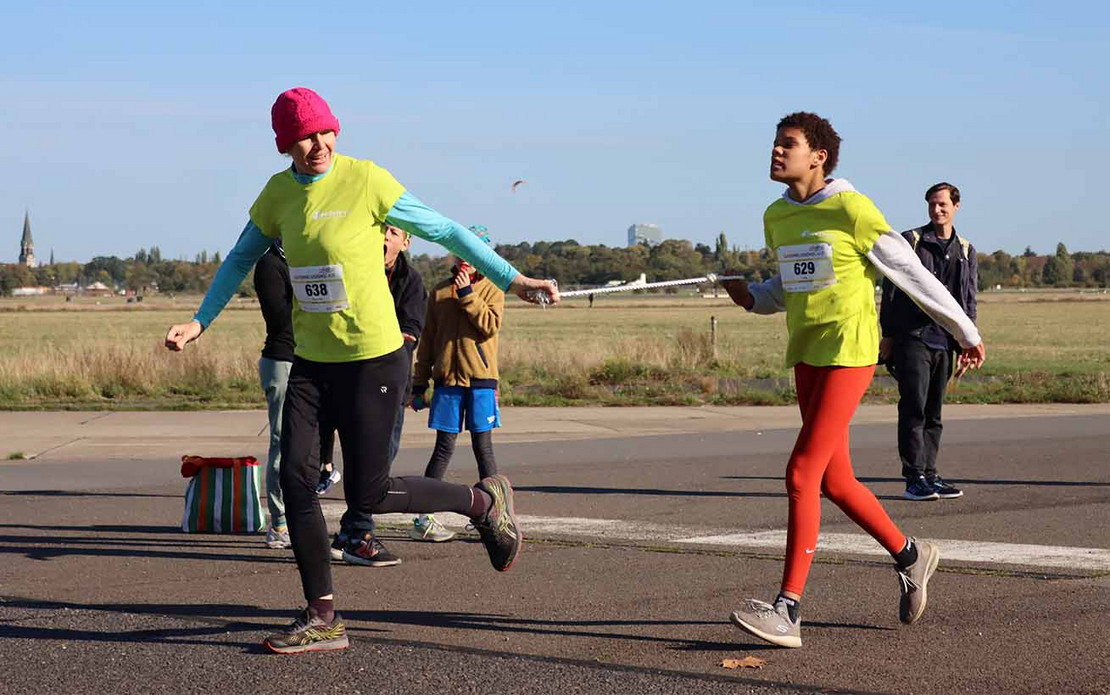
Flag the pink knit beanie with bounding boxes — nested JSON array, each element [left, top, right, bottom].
[[271, 87, 341, 153]]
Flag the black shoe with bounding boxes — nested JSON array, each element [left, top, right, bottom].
[[929, 476, 963, 499], [263, 606, 349, 654], [342, 533, 402, 567], [903, 476, 940, 501], [329, 532, 349, 562], [473, 474, 522, 572]]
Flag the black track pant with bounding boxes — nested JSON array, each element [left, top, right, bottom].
[[423, 429, 498, 480], [894, 336, 952, 483], [280, 349, 475, 601]]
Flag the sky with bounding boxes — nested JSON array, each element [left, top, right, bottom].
[[3, 0, 1108, 263]]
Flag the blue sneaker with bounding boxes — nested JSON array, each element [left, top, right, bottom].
[[904, 476, 939, 501], [929, 476, 963, 499], [316, 467, 341, 495]]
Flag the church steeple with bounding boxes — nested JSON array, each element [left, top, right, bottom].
[[19, 210, 36, 267]]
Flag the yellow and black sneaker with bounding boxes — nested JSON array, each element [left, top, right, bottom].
[[263, 606, 349, 654], [473, 475, 523, 572]]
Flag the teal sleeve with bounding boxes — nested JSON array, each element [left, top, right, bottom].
[[193, 222, 272, 329], [385, 192, 519, 291]]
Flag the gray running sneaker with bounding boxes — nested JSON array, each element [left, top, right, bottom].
[[409, 514, 457, 542], [729, 598, 802, 648], [265, 525, 291, 549], [898, 538, 940, 625], [263, 606, 349, 654]]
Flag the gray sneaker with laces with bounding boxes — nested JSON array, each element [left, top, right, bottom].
[[265, 525, 291, 549], [729, 598, 802, 648], [898, 537, 940, 625], [409, 514, 457, 542]]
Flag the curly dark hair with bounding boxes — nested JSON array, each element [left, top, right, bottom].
[[776, 112, 841, 176], [925, 182, 960, 204]]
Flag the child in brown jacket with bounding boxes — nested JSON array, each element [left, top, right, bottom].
[[409, 225, 503, 542]]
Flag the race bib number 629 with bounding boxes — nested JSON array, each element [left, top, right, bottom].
[[778, 242, 836, 293]]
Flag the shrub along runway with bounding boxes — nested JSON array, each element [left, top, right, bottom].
[[0, 406, 1107, 694]]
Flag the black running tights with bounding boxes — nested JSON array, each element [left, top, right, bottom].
[[423, 429, 498, 481], [280, 350, 476, 601]]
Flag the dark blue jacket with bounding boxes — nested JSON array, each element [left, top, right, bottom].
[[879, 225, 977, 351], [387, 250, 427, 353], [254, 244, 295, 362]]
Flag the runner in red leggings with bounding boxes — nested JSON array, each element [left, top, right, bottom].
[[721, 112, 986, 648]]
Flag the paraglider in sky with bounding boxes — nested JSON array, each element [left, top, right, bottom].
[[511, 179, 526, 191]]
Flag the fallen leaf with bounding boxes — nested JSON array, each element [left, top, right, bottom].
[[720, 656, 767, 669]]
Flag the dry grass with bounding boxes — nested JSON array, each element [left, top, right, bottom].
[[0, 303, 263, 407], [1, 290, 1108, 408]]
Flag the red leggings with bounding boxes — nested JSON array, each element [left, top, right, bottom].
[[780, 363, 906, 597]]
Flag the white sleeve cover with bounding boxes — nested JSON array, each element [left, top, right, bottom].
[[747, 275, 786, 315], [867, 232, 981, 349]]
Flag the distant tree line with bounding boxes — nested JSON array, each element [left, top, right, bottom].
[[2, 237, 1108, 297], [0, 246, 226, 296], [974, 243, 1108, 289], [408, 234, 778, 290]]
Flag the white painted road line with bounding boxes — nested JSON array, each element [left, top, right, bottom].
[[673, 531, 1110, 572], [323, 506, 1110, 572]]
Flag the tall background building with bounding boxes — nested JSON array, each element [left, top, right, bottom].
[[627, 223, 663, 247], [19, 211, 36, 267]]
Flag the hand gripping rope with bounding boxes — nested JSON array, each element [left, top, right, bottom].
[[526, 273, 747, 305]]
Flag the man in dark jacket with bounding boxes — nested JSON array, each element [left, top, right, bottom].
[[327, 224, 428, 565], [880, 182, 977, 502]]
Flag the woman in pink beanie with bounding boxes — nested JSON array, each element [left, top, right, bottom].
[[165, 87, 558, 654], [270, 87, 342, 157]]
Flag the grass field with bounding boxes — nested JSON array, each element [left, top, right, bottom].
[[1, 290, 1108, 409]]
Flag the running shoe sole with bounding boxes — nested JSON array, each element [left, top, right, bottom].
[[728, 611, 802, 649], [263, 634, 350, 654], [408, 529, 457, 542], [903, 490, 939, 501], [341, 549, 402, 567]]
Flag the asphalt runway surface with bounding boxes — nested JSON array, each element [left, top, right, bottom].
[[1, 412, 1108, 694]]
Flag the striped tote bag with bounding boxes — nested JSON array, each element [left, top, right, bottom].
[[180, 456, 265, 533]]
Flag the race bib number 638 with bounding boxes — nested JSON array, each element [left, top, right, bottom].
[[290, 264, 349, 313], [778, 242, 836, 293]]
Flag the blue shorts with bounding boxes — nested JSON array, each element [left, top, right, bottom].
[[428, 386, 501, 434]]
